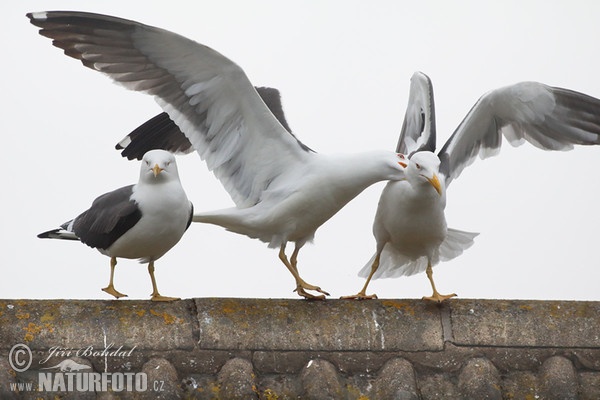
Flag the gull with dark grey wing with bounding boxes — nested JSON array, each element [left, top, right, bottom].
[[38, 150, 193, 301], [28, 11, 407, 299]]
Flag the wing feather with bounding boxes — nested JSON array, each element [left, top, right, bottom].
[[72, 185, 142, 250], [396, 72, 437, 155], [28, 11, 313, 207], [438, 82, 600, 186], [115, 86, 297, 160]]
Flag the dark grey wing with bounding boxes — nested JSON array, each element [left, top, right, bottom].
[[116, 86, 301, 160], [28, 11, 315, 208], [396, 72, 436, 155], [438, 82, 600, 187], [255, 87, 294, 135], [72, 185, 142, 250]]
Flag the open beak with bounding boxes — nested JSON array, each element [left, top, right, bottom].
[[398, 153, 408, 168], [427, 174, 442, 195], [152, 164, 163, 177]]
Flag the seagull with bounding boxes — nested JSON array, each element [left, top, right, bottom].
[[343, 71, 600, 301], [28, 11, 407, 299], [38, 150, 193, 301]]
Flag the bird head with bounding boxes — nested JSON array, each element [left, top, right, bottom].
[[140, 150, 180, 183], [383, 152, 409, 181], [407, 151, 443, 195]]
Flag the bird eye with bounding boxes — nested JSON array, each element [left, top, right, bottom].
[[397, 153, 406, 159], [415, 163, 421, 169]]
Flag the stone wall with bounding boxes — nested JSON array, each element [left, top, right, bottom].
[[0, 298, 599, 399]]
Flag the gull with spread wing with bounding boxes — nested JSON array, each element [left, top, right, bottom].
[[28, 11, 407, 299], [343, 71, 600, 301]]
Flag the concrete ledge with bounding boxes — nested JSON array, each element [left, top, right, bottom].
[[1, 298, 599, 399], [450, 299, 600, 348]]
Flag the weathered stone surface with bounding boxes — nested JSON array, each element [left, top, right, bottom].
[[539, 356, 579, 400], [0, 298, 598, 399], [0, 300, 197, 351], [217, 358, 257, 400], [0, 358, 17, 397], [141, 357, 182, 399], [580, 372, 600, 400], [502, 371, 539, 400], [195, 298, 444, 351], [301, 359, 343, 400], [180, 375, 219, 399], [258, 374, 303, 399], [458, 357, 502, 400], [419, 373, 460, 399], [373, 358, 418, 400], [253, 351, 311, 374], [450, 299, 600, 348]]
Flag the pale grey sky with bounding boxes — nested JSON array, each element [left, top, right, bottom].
[[2, 1, 599, 301]]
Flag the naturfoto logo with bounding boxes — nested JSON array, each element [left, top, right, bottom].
[[8, 343, 165, 394]]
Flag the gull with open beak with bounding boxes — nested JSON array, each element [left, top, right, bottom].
[[344, 71, 600, 301], [28, 11, 408, 299], [38, 150, 193, 301]]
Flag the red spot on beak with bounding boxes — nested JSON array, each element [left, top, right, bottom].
[[397, 153, 407, 168]]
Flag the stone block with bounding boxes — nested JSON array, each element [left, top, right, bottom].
[[217, 357, 257, 400], [539, 356, 579, 400], [0, 300, 197, 351], [300, 359, 343, 400], [195, 298, 444, 351], [449, 300, 600, 348], [458, 357, 501, 400], [373, 357, 418, 400]]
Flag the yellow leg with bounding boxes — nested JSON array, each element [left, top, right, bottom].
[[279, 243, 329, 300], [148, 261, 180, 302], [341, 252, 380, 300], [102, 257, 128, 299], [422, 261, 456, 303]]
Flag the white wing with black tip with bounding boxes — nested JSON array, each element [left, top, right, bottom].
[[116, 86, 300, 160], [437, 82, 600, 186], [396, 71, 437, 156], [28, 11, 314, 208]]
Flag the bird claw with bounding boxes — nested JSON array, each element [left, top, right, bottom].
[[294, 285, 329, 300], [340, 292, 378, 300], [150, 294, 181, 302], [422, 292, 456, 303], [102, 286, 128, 299]]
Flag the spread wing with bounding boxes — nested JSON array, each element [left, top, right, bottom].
[[396, 72, 436, 155], [438, 82, 600, 186], [28, 11, 314, 208], [116, 86, 299, 160]]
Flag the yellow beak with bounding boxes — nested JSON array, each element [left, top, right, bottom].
[[152, 164, 163, 177], [427, 174, 442, 195]]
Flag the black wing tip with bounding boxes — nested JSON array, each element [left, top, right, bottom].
[[37, 228, 79, 240], [37, 229, 57, 239]]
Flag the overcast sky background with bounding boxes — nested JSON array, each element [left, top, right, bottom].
[[2, 1, 599, 301]]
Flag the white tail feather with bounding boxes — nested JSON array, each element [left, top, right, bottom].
[[359, 228, 478, 279]]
